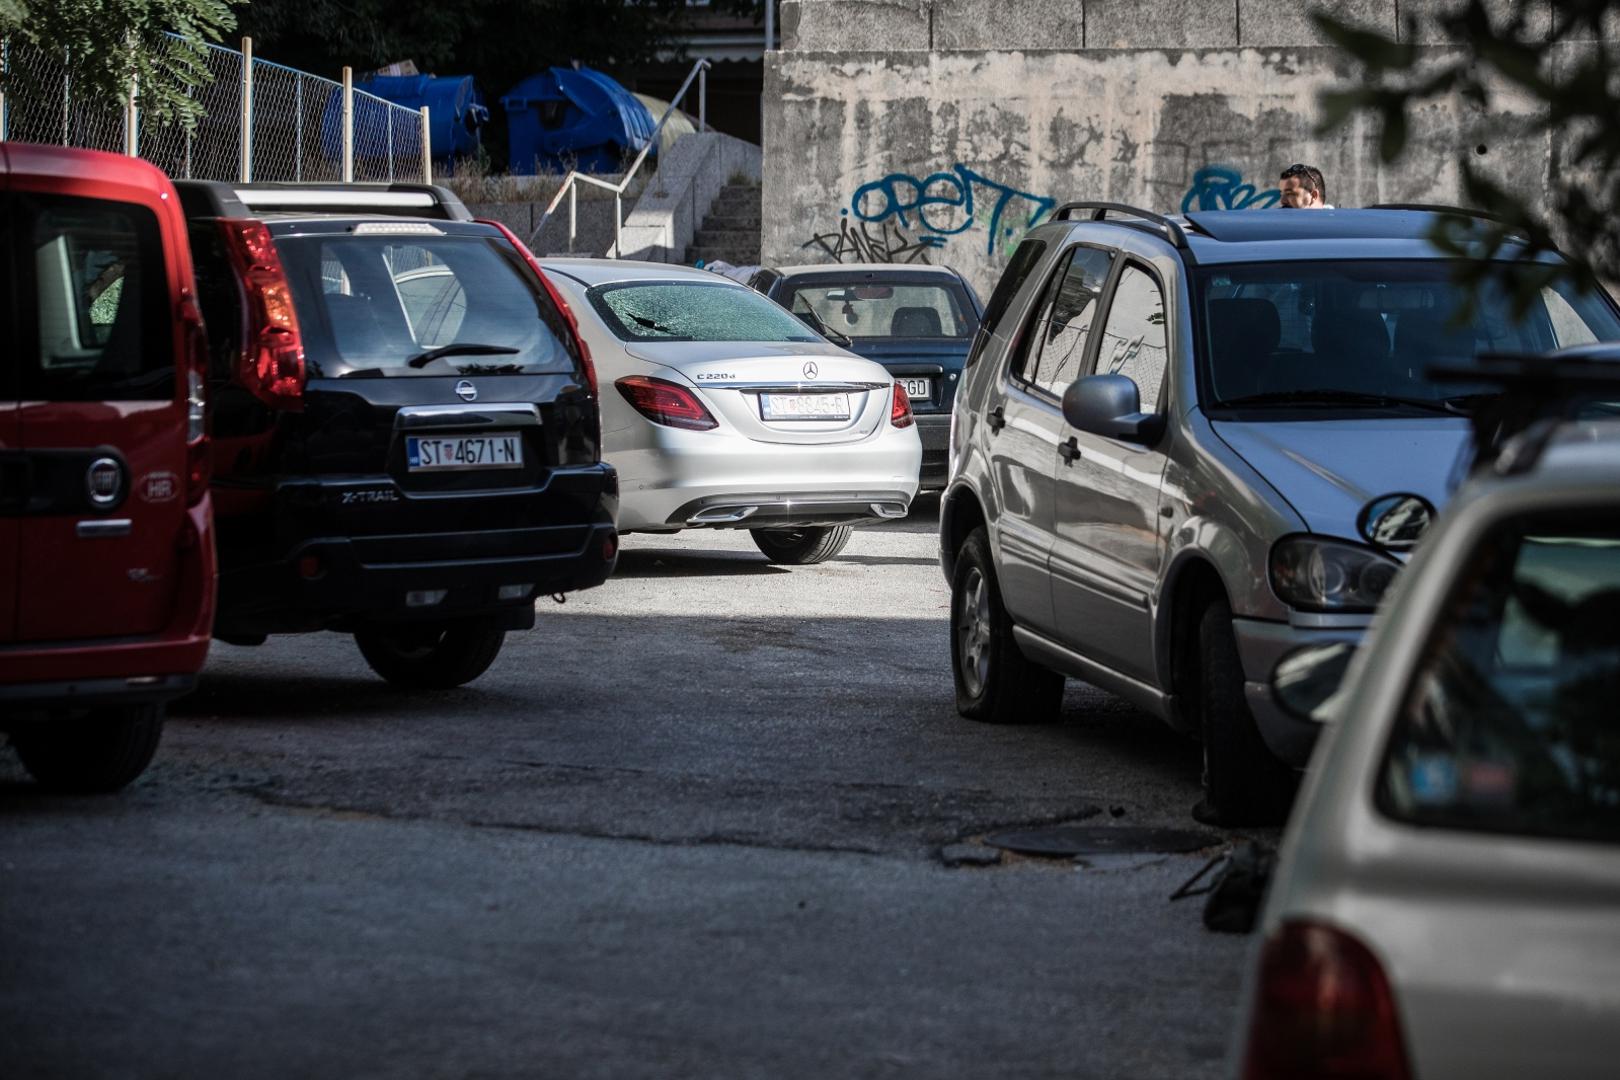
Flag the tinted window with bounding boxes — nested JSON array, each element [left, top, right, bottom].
[[277, 233, 576, 377], [1380, 511, 1620, 845], [1017, 246, 1113, 398], [778, 281, 973, 339], [588, 282, 821, 343], [1096, 265, 1169, 411], [1195, 261, 1620, 411], [19, 194, 172, 401]]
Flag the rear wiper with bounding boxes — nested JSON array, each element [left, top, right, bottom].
[[407, 343, 521, 369], [796, 308, 852, 348], [1214, 389, 1463, 414]]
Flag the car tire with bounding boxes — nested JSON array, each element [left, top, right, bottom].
[[1196, 599, 1297, 826], [354, 622, 507, 689], [12, 704, 164, 793], [951, 527, 1064, 723], [750, 526, 853, 565]]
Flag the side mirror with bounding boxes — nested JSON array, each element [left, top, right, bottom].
[[1062, 374, 1165, 444], [1270, 641, 1358, 721]]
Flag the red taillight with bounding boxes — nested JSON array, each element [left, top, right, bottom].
[[615, 376, 718, 431], [179, 290, 212, 506], [218, 219, 305, 410], [475, 218, 596, 399], [1242, 921, 1412, 1080], [891, 381, 915, 428]]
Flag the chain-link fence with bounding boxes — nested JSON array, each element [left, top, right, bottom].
[[0, 37, 428, 184]]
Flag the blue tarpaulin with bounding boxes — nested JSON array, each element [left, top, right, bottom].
[[355, 74, 489, 163], [501, 67, 657, 175]]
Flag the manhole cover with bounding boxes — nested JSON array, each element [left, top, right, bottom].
[[985, 825, 1218, 858]]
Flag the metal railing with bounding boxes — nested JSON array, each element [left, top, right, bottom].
[[0, 36, 430, 184], [531, 57, 710, 255]]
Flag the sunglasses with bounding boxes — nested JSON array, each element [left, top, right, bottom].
[[1280, 163, 1312, 177]]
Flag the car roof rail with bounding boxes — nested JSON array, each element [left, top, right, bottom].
[[172, 180, 472, 222], [1430, 345, 1620, 477], [1048, 202, 1190, 249]]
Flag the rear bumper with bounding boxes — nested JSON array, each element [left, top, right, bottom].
[[611, 426, 920, 532], [914, 414, 950, 490], [0, 673, 196, 714], [1231, 616, 1369, 767], [216, 465, 618, 635]]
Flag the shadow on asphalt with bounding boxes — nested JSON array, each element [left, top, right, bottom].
[[612, 549, 792, 578]]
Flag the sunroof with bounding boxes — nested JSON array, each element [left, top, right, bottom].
[[1183, 208, 1465, 243]]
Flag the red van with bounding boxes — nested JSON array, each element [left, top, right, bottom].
[[0, 144, 216, 792]]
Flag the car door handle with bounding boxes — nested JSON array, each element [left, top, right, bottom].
[[76, 519, 132, 539], [986, 406, 1006, 433], [1058, 437, 1081, 465]]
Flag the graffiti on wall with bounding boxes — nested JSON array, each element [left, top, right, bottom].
[[801, 217, 944, 264], [802, 163, 1057, 265], [1180, 166, 1281, 211]]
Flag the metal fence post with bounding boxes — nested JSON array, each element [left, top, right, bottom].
[[60, 51, 70, 147], [0, 40, 8, 142], [419, 106, 431, 182], [341, 66, 354, 183], [295, 76, 303, 182], [386, 106, 395, 182], [698, 65, 707, 133], [124, 74, 138, 156], [568, 184, 577, 254], [614, 191, 622, 257], [239, 36, 254, 181]]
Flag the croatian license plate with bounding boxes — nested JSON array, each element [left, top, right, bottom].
[[901, 377, 932, 403], [406, 432, 524, 471], [760, 392, 852, 421]]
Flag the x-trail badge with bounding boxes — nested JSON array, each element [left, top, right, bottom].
[[455, 380, 478, 402], [803, 362, 819, 380], [86, 457, 123, 507]]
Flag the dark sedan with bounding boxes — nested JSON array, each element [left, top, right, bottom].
[[747, 264, 983, 490]]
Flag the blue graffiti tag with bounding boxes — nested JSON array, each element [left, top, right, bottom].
[[849, 164, 1056, 256], [1180, 166, 1281, 212]]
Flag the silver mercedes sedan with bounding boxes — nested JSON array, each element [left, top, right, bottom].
[[540, 260, 922, 564]]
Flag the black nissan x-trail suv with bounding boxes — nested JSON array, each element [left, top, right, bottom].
[[177, 182, 617, 687]]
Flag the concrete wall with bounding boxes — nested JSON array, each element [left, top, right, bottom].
[[763, 0, 1587, 296]]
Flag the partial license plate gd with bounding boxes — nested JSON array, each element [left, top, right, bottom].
[[900, 377, 932, 403]]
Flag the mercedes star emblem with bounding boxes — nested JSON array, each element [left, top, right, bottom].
[[455, 380, 478, 402], [802, 362, 819, 380]]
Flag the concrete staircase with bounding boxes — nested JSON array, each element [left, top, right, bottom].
[[687, 182, 762, 266]]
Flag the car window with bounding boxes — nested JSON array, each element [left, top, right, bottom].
[[276, 233, 576, 377], [587, 281, 821, 343], [1017, 246, 1113, 398], [980, 238, 1047, 336], [1379, 510, 1620, 845], [1195, 261, 1620, 411], [18, 194, 173, 401], [1095, 264, 1169, 412], [778, 281, 974, 339]]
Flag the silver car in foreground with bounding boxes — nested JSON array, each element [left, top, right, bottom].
[[1235, 359, 1620, 1079], [541, 260, 921, 564]]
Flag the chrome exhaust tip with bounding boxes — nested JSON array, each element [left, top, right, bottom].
[[687, 505, 761, 525], [869, 501, 909, 519]]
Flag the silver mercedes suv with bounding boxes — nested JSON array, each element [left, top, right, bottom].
[[940, 203, 1620, 824]]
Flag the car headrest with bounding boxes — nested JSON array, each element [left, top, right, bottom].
[[890, 306, 943, 337]]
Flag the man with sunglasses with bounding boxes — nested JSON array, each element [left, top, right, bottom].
[[1278, 163, 1332, 208]]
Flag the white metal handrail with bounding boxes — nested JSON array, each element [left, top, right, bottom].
[[529, 57, 711, 256]]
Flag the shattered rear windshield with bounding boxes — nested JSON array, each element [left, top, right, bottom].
[[588, 281, 821, 343]]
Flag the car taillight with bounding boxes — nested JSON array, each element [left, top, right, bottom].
[[179, 290, 211, 506], [891, 381, 915, 428], [218, 219, 305, 410], [615, 376, 718, 431], [475, 218, 596, 399], [1242, 921, 1412, 1080]]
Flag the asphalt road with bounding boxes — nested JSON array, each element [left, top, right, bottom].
[[1, 498, 1257, 1079]]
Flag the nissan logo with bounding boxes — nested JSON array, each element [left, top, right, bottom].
[[802, 362, 819, 380], [455, 380, 478, 402], [86, 457, 123, 507]]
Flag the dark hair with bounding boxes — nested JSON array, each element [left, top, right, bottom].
[[1280, 163, 1327, 202]]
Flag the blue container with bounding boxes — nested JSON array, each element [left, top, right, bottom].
[[501, 67, 656, 175], [354, 74, 489, 162]]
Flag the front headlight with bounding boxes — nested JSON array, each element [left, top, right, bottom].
[[1269, 535, 1401, 613]]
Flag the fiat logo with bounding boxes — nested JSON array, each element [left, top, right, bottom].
[[802, 362, 819, 380], [455, 380, 478, 402], [86, 457, 123, 507]]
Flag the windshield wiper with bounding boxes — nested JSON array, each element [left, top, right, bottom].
[[1214, 389, 1463, 414], [406, 343, 521, 369]]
